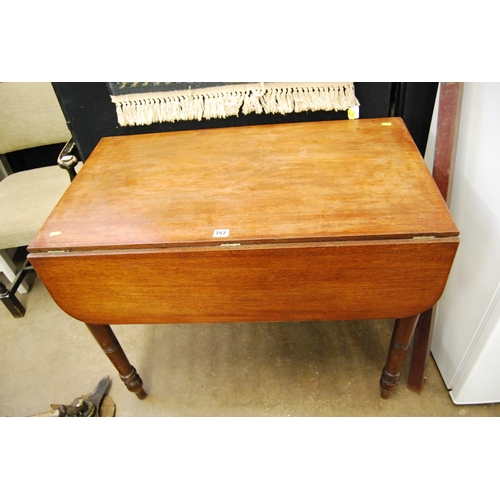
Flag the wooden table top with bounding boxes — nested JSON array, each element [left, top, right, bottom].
[[29, 118, 458, 253]]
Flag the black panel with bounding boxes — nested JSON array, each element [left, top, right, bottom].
[[52, 83, 120, 162], [356, 82, 393, 118], [399, 82, 439, 156], [52, 82, 437, 162]]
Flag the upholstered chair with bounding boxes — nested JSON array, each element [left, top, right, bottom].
[[0, 82, 78, 317]]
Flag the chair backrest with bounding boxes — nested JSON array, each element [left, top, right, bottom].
[[0, 82, 70, 155]]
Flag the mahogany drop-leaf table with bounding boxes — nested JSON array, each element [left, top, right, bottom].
[[28, 118, 459, 400]]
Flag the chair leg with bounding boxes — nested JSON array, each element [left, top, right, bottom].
[[0, 256, 35, 318], [0, 250, 30, 294], [0, 279, 26, 317]]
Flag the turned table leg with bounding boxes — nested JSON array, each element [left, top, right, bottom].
[[407, 307, 435, 393], [86, 323, 147, 400], [380, 314, 420, 399]]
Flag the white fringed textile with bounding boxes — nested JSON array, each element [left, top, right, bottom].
[[110, 83, 360, 126]]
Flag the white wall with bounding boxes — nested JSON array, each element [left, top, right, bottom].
[[431, 83, 500, 403]]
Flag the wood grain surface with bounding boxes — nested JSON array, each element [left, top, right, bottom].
[[29, 118, 458, 253], [29, 238, 458, 324]]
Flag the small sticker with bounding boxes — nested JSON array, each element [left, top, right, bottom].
[[347, 106, 359, 120], [381, 122, 392, 126], [213, 229, 230, 237], [49, 231, 62, 237]]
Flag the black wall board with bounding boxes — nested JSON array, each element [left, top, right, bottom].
[[52, 82, 437, 162]]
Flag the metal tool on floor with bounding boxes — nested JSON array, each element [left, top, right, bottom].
[[31, 376, 115, 417]]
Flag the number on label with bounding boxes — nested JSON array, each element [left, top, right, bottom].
[[213, 229, 230, 237]]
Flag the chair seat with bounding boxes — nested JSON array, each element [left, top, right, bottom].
[[0, 165, 73, 249]]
